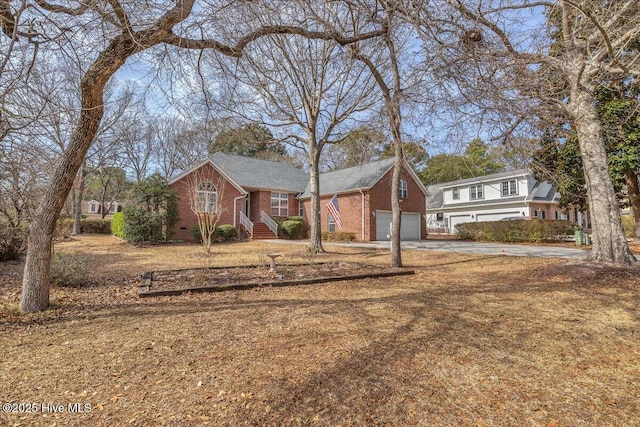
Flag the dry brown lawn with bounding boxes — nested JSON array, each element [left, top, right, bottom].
[[1, 235, 639, 426]]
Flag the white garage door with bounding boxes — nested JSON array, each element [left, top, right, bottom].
[[477, 212, 521, 222], [449, 215, 472, 232], [375, 211, 421, 241]]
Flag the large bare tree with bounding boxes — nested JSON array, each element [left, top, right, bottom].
[[2, 0, 384, 312], [410, 0, 639, 265], [343, 0, 433, 267], [218, 6, 380, 253]]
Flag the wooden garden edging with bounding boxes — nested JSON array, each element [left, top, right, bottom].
[[138, 265, 414, 298]]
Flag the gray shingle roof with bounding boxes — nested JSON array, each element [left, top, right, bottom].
[[299, 157, 396, 198], [211, 152, 308, 193], [426, 184, 444, 209], [528, 181, 560, 202]]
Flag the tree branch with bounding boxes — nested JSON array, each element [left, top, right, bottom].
[[164, 25, 386, 57]]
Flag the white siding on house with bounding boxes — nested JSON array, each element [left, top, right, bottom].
[[428, 204, 529, 233], [426, 170, 591, 235], [449, 214, 472, 232], [443, 177, 528, 204]]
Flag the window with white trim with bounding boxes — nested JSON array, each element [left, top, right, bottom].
[[109, 204, 116, 213], [270, 192, 288, 216], [452, 188, 460, 200], [400, 179, 408, 198], [328, 213, 336, 232], [90, 203, 97, 213], [470, 185, 483, 200], [501, 180, 518, 196], [196, 182, 217, 213]]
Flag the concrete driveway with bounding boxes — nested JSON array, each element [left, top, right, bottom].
[[345, 240, 590, 259], [270, 239, 590, 260]]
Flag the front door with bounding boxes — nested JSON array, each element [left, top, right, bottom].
[[244, 196, 250, 217]]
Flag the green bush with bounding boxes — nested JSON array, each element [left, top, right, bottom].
[[621, 215, 635, 238], [55, 218, 74, 239], [286, 216, 304, 223], [50, 252, 93, 287], [128, 173, 178, 240], [191, 223, 203, 243], [81, 218, 111, 234], [322, 231, 357, 242], [280, 219, 304, 239], [111, 212, 126, 238], [123, 206, 163, 243], [0, 226, 27, 262], [214, 224, 237, 241], [456, 220, 575, 243]]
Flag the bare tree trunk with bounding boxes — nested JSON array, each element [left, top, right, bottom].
[[72, 162, 85, 234], [389, 99, 403, 268], [624, 167, 640, 242], [20, 44, 121, 312], [21, 105, 103, 311], [570, 88, 636, 264], [308, 148, 324, 254], [99, 185, 108, 220]]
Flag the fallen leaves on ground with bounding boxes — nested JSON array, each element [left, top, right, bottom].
[[1, 235, 639, 426]]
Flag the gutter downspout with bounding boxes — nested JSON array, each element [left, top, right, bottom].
[[359, 189, 365, 241], [233, 193, 248, 228]]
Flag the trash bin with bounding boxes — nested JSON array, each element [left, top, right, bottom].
[[574, 229, 584, 246]]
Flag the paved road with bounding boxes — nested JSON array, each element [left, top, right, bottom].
[[268, 239, 590, 260]]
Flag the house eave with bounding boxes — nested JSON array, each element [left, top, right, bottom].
[[297, 187, 371, 200], [438, 170, 530, 190], [427, 198, 531, 212]]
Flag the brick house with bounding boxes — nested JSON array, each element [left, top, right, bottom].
[[298, 158, 428, 241], [169, 153, 428, 242], [169, 153, 307, 241]]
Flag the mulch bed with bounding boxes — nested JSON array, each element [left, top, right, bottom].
[[140, 262, 415, 297]]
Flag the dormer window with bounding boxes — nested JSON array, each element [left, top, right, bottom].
[[470, 185, 483, 200], [452, 188, 460, 200], [501, 180, 518, 196]]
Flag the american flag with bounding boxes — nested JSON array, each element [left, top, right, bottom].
[[326, 194, 343, 230]]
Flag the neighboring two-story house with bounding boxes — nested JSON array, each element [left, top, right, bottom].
[[170, 153, 428, 242], [426, 169, 589, 233]]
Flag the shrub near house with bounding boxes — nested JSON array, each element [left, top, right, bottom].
[[456, 220, 575, 243]]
